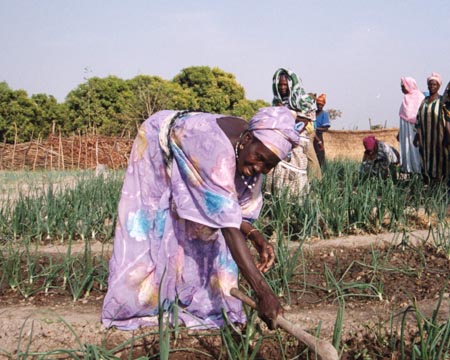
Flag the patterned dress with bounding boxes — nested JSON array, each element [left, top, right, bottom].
[[265, 134, 309, 197], [415, 96, 448, 181], [102, 111, 263, 330]]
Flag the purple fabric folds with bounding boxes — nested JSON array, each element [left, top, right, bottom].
[[102, 111, 265, 330]]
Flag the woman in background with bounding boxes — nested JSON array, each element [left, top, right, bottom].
[[398, 77, 424, 175], [359, 136, 400, 180], [272, 68, 321, 181], [314, 94, 331, 168], [414, 72, 448, 184]]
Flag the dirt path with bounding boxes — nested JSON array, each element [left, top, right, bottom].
[[1, 229, 448, 359]]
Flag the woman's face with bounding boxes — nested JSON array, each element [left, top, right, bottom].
[[278, 75, 289, 97], [236, 134, 280, 177], [427, 79, 440, 95], [401, 82, 408, 94]]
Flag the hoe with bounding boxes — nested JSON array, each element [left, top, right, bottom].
[[231, 288, 339, 360]]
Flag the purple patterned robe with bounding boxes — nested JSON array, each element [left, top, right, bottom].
[[102, 111, 263, 330]]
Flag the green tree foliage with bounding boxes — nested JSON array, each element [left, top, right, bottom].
[[31, 93, 67, 137], [230, 99, 270, 120], [65, 76, 135, 136], [173, 66, 246, 114], [2, 67, 344, 143], [0, 83, 37, 143], [0, 82, 67, 143], [127, 75, 197, 123]]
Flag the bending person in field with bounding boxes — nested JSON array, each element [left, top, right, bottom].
[[102, 107, 299, 330], [359, 136, 400, 180]]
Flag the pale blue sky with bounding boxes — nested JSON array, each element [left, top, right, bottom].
[[1, 0, 449, 129]]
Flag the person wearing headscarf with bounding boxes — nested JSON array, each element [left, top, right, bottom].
[[314, 94, 331, 168], [359, 135, 400, 180], [265, 118, 310, 197], [102, 107, 299, 331], [398, 77, 424, 175], [414, 72, 448, 184], [272, 68, 316, 120], [272, 68, 322, 181]]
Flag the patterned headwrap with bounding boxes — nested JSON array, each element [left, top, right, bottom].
[[399, 77, 425, 124], [427, 72, 442, 86], [272, 68, 316, 120], [363, 136, 377, 151], [316, 94, 327, 106], [248, 106, 299, 160]]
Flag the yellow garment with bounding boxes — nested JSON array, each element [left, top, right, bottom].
[[305, 122, 314, 135], [306, 132, 322, 181]]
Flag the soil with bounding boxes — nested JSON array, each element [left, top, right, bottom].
[[1, 230, 449, 359]]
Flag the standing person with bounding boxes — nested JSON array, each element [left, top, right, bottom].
[[102, 107, 299, 330], [314, 94, 331, 168], [398, 77, 424, 176], [414, 72, 448, 184], [272, 68, 321, 181]]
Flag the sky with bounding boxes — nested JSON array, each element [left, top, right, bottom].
[[1, 0, 449, 130]]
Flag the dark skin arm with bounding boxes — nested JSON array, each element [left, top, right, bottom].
[[240, 222, 275, 273], [222, 227, 282, 329], [214, 115, 284, 328]]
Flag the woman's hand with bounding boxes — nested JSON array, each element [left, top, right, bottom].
[[248, 229, 275, 273], [221, 226, 281, 329], [257, 289, 283, 329]]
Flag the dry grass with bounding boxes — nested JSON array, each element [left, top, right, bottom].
[[324, 128, 398, 161]]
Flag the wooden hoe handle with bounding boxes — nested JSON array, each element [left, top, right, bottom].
[[230, 288, 339, 360]]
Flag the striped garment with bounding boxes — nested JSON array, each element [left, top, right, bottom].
[[415, 96, 449, 181]]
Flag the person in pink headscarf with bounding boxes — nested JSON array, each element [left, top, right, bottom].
[[413, 72, 448, 184], [397, 77, 424, 175]]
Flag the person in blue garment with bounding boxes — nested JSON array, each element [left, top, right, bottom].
[[314, 94, 331, 168]]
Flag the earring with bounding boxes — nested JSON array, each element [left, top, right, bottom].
[[239, 144, 244, 150]]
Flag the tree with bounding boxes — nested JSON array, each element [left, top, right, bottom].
[[31, 93, 67, 138], [173, 66, 246, 114], [230, 99, 270, 120], [65, 76, 135, 136], [127, 75, 197, 126], [0, 83, 37, 143]]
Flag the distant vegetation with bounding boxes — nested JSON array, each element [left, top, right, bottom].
[[0, 66, 269, 143], [0, 66, 343, 144]]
